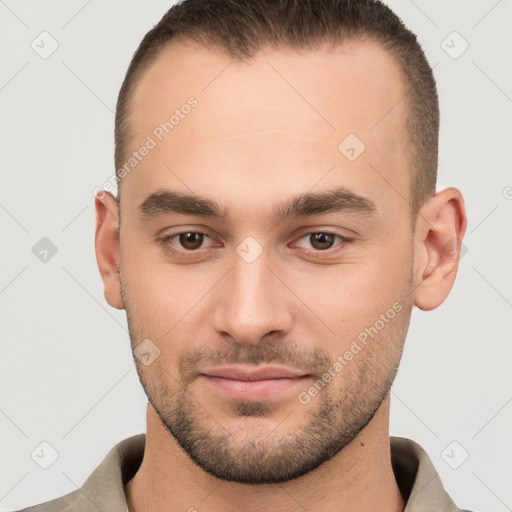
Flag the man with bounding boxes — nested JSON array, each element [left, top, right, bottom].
[[18, 0, 471, 510]]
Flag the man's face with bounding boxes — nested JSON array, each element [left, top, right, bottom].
[[118, 39, 416, 483]]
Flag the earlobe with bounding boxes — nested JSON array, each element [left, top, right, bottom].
[[94, 191, 124, 310], [413, 188, 467, 311]]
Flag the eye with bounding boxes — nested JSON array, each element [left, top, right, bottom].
[[294, 232, 350, 252], [157, 229, 352, 258], [159, 231, 215, 252]]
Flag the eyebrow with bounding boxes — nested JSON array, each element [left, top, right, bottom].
[[138, 186, 378, 225]]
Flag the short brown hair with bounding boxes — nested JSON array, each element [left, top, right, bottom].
[[114, 0, 439, 215]]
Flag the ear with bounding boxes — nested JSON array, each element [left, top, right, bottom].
[[413, 187, 467, 311], [94, 191, 124, 310]]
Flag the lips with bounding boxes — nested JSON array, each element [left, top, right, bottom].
[[201, 365, 307, 381], [200, 366, 311, 401]]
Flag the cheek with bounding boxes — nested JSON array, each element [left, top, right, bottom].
[[290, 254, 411, 344], [122, 252, 219, 343]]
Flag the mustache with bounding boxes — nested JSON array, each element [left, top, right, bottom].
[[177, 338, 331, 383]]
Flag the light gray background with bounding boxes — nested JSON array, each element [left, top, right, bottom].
[[1, 0, 511, 510]]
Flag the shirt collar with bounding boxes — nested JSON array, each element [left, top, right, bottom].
[[390, 436, 461, 512]]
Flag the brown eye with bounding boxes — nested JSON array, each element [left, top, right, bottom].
[[178, 232, 205, 250], [293, 231, 351, 256], [308, 232, 336, 250]]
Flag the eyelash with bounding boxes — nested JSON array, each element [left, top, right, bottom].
[[156, 229, 353, 258]]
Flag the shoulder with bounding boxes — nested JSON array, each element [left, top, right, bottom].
[[8, 434, 144, 512], [8, 489, 95, 512]]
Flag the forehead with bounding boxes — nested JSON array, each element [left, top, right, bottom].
[[121, 38, 410, 221]]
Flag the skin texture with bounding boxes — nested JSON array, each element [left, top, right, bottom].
[[95, 38, 467, 511]]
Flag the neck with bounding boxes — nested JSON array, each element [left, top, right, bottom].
[[125, 395, 405, 512]]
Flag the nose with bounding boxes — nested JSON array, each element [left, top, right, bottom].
[[211, 247, 293, 345]]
